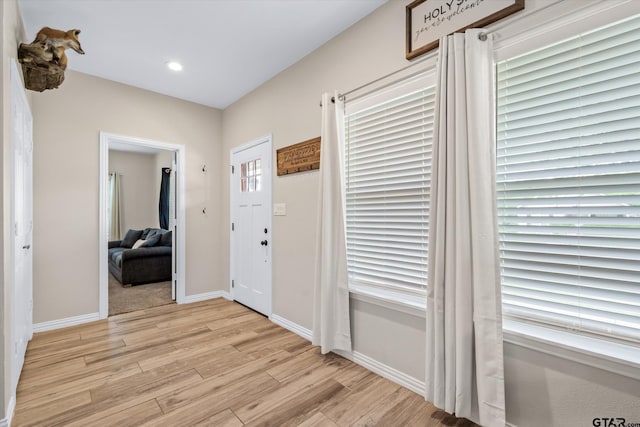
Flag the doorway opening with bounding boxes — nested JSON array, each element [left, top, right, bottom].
[[99, 132, 186, 318]]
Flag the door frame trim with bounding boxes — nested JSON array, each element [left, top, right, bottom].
[[98, 132, 186, 319], [229, 134, 273, 316]]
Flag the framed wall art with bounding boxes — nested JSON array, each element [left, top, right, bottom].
[[406, 0, 524, 60]]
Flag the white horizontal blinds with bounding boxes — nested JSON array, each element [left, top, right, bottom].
[[496, 15, 640, 342], [345, 76, 435, 294]]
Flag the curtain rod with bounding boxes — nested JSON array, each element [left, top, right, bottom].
[[344, 50, 438, 99], [319, 31, 493, 107], [320, 48, 438, 107]]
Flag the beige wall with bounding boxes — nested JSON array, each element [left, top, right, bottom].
[[109, 150, 158, 233], [221, 0, 640, 425], [1, 0, 28, 419], [222, 0, 408, 328], [32, 70, 223, 323]]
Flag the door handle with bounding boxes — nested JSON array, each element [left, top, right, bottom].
[[22, 245, 31, 250], [260, 240, 268, 246]]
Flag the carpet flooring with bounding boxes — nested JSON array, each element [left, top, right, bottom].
[[108, 273, 173, 316]]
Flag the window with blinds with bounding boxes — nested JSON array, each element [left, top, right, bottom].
[[496, 15, 640, 343], [344, 74, 435, 295]]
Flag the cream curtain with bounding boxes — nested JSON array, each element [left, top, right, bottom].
[[109, 172, 122, 240], [312, 91, 352, 354], [425, 30, 506, 427]]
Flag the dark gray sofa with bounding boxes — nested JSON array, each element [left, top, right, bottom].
[[108, 228, 172, 285]]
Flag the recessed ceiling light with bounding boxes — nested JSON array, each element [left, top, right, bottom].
[[166, 61, 183, 71]]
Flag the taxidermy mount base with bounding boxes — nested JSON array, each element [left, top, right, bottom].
[[18, 42, 65, 91]]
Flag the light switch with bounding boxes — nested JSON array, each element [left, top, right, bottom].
[[273, 203, 286, 216]]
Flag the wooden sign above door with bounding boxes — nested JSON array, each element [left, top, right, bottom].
[[276, 137, 321, 176]]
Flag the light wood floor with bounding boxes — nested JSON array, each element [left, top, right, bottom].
[[14, 298, 475, 426]]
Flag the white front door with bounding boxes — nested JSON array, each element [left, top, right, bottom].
[[10, 60, 33, 391], [230, 136, 272, 316]]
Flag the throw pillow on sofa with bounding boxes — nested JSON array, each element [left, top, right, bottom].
[[122, 229, 143, 248], [140, 227, 154, 240], [132, 239, 146, 249], [160, 230, 172, 247], [140, 234, 162, 247], [146, 229, 165, 240]]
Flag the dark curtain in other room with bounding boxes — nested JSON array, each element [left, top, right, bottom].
[[159, 168, 171, 230]]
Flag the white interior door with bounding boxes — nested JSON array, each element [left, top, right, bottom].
[[10, 60, 33, 391], [170, 152, 177, 301], [230, 136, 272, 316]]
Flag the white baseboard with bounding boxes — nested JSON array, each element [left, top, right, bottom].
[[270, 314, 313, 341], [268, 314, 425, 396], [335, 349, 426, 396], [33, 312, 101, 333], [34, 293, 233, 332], [0, 395, 16, 427], [181, 290, 232, 304]]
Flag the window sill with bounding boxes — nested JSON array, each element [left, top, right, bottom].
[[503, 319, 640, 381], [349, 283, 426, 318], [346, 289, 640, 381]]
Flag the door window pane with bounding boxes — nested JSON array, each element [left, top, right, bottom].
[[240, 158, 262, 193]]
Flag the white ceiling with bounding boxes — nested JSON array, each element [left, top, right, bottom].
[[18, 0, 387, 109]]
